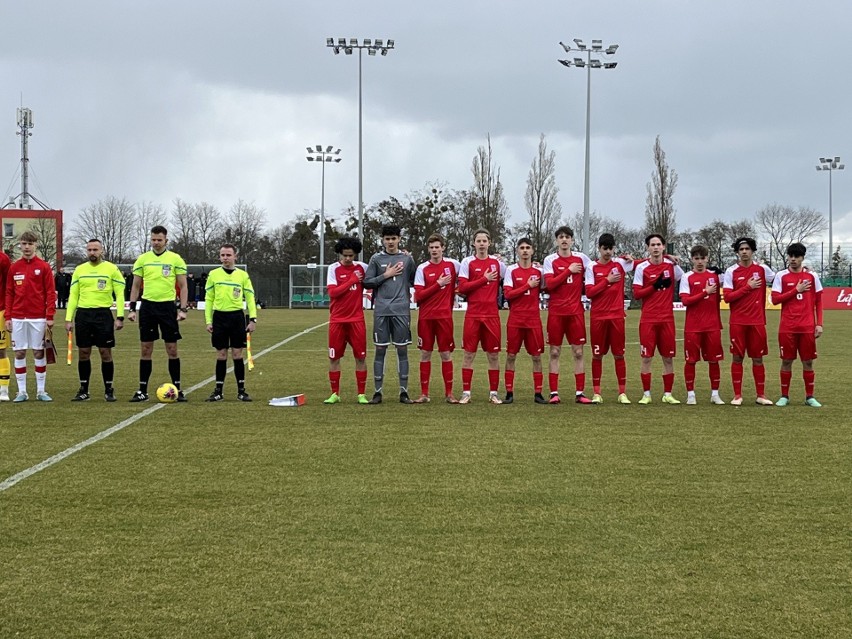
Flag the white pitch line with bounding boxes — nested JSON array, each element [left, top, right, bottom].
[[0, 321, 328, 494]]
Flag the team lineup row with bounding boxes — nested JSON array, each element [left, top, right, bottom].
[[1, 225, 822, 407], [324, 225, 823, 408], [1, 227, 257, 403]]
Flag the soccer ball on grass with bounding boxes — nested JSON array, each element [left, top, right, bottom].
[[156, 383, 179, 403]]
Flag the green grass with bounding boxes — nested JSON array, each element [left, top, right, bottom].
[[1, 309, 850, 638]]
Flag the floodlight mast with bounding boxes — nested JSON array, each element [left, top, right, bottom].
[[307, 146, 342, 274], [816, 155, 845, 271], [326, 37, 395, 256], [558, 39, 619, 254]]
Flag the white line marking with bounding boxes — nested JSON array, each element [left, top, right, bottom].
[[0, 321, 328, 494]]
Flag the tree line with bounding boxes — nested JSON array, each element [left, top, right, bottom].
[[61, 134, 847, 281]]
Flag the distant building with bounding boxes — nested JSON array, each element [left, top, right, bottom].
[[0, 208, 63, 267]]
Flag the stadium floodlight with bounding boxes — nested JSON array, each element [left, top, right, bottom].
[[307, 146, 342, 274], [557, 37, 620, 254], [817, 155, 845, 273], [325, 37, 395, 256], [326, 38, 334, 47]]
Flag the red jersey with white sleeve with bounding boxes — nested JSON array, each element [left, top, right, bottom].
[[327, 261, 367, 323], [458, 256, 505, 319], [723, 263, 775, 325], [632, 259, 683, 323], [414, 258, 460, 320], [6, 256, 57, 320], [542, 252, 592, 316], [584, 258, 633, 320], [679, 270, 723, 332], [771, 269, 823, 332], [503, 263, 543, 327]]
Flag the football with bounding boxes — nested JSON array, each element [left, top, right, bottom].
[[156, 383, 179, 403]]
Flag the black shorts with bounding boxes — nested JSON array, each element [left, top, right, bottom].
[[139, 300, 182, 343], [211, 311, 247, 350], [75, 308, 116, 349]]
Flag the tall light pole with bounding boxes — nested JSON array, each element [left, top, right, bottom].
[[327, 37, 395, 253], [307, 145, 342, 275], [558, 39, 618, 254], [816, 156, 845, 273]]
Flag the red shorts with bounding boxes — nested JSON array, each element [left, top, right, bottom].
[[729, 324, 768, 358], [778, 332, 817, 361], [328, 321, 367, 360], [590, 317, 625, 357], [506, 324, 545, 355], [684, 330, 724, 363], [547, 313, 586, 346], [417, 317, 455, 352], [639, 321, 676, 358], [463, 316, 502, 353]]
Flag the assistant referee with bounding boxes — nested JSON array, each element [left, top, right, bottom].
[[204, 243, 257, 402], [65, 239, 125, 402]]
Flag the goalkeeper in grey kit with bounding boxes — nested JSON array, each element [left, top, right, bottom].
[[362, 225, 417, 404]]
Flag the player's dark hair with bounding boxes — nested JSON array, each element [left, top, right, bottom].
[[732, 237, 756, 252], [151, 225, 168, 236], [555, 225, 574, 238], [381, 224, 402, 238], [472, 228, 491, 243], [219, 243, 238, 253], [87, 238, 103, 245], [335, 236, 362, 255], [690, 245, 709, 258], [517, 237, 533, 248], [645, 233, 666, 246], [20, 230, 38, 243], [598, 233, 615, 249], [786, 242, 807, 258], [426, 233, 445, 246]]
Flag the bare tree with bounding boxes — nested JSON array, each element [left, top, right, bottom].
[[223, 199, 267, 264], [31, 213, 59, 268], [522, 134, 562, 261], [71, 196, 137, 263], [692, 218, 756, 269], [754, 203, 826, 268], [644, 135, 678, 239], [133, 201, 167, 256], [169, 198, 199, 259], [195, 202, 224, 261], [470, 134, 509, 249]]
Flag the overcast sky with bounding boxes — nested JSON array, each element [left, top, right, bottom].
[[2, 0, 850, 249]]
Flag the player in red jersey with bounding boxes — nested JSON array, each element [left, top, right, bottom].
[[502, 238, 547, 404], [0, 247, 10, 401], [323, 237, 369, 404], [722, 237, 775, 406], [770, 243, 823, 407], [679, 245, 725, 405], [632, 233, 684, 405], [413, 233, 460, 403], [542, 226, 593, 404], [584, 233, 634, 404], [457, 228, 506, 404]]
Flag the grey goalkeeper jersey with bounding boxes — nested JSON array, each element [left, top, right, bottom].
[[363, 251, 416, 317]]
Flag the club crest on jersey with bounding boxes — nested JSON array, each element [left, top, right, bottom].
[[97, 279, 107, 290], [611, 267, 619, 275], [162, 265, 171, 277], [232, 287, 241, 299], [663, 269, 670, 278], [444, 267, 451, 276], [34, 269, 42, 275], [708, 278, 716, 286], [751, 273, 760, 281]]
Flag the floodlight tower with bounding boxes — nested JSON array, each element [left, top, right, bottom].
[[306, 145, 342, 273], [558, 39, 619, 254], [326, 37, 395, 251], [816, 156, 845, 271], [17, 107, 34, 209]]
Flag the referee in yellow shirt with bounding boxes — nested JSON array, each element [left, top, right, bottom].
[[204, 244, 257, 402], [127, 225, 188, 402], [65, 239, 125, 401]]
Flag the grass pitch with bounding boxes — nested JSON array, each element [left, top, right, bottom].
[[1, 309, 850, 638]]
